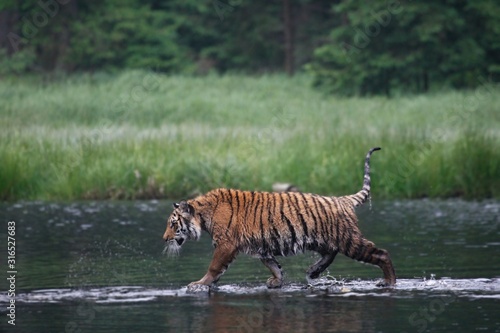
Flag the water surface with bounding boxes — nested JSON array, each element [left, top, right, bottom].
[[1, 199, 499, 332]]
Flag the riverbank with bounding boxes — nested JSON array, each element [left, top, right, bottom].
[[1, 71, 499, 200]]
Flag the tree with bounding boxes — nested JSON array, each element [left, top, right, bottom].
[[2, 0, 498, 89], [307, 0, 500, 96], [283, 0, 294, 75]]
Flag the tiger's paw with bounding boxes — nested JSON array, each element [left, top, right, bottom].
[[266, 277, 283, 289], [186, 282, 210, 294]]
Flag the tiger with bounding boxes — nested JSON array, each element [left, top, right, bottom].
[[162, 147, 396, 289]]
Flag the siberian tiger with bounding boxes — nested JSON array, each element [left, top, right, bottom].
[[163, 147, 396, 289]]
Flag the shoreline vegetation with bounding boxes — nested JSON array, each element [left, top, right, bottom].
[[1, 71, 499, 201]]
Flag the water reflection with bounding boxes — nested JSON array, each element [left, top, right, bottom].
[[194, 294, 377, 333], [0, 199, 499, 332]]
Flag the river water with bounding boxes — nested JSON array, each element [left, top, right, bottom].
[[0, 199, 499, 332]]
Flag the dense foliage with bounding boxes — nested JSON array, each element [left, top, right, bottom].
[[308, 1, 500, 95], [1, 0, 499, 94]]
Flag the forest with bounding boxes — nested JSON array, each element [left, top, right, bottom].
[[1, 0, 500, 95], [1, 1, 499, 200]]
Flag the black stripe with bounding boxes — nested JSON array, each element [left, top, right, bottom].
[[309, 195, 323, 236], [198, 213, 207, 226], [277, 193, 291, 254], [244, 191, 255, 221], [364, 247, 379, 264], [314, 196, 332, 241], [266, 194, 276, 253], [297, 192, 317, 238], [324, 198, 338, 245], [213, 190, 222, 208], [311, 195, 329, 242], [276, 192, 284, 223], [337, 201, 356, 250], [344, 228, 354, 256], [270, 233, 281, 254], [351, 242, 362, 261], [289, 193, 309, 238], [339, 199, 356, 226], [268, 193, 275, 232], [299, 193, 319, 237], [218, 188, 227, 201], [332, 199, 341, 246], [227, 189, 235, 229], [253, 192, 261, 228], [259, 193, 267, 250], [282, 211, 297, 250], [307, 195, 321, 237], [320, 196, 336, 226], [351, 194, 362, 206], [235, 189, 241, 208], [268, 194, 281, 254]]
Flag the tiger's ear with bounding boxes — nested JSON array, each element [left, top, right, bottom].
[[173, 202, 180, 209], [178, 201, 194, 216]]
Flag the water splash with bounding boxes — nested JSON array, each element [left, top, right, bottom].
[[3, 278, 498, 305]]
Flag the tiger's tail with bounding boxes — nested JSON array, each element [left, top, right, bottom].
[[346, 147, 381, 207]]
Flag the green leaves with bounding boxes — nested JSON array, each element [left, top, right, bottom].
[[67, 1, 191, 73], [308, 0, 500, 95], [2, 1, 499, 92]]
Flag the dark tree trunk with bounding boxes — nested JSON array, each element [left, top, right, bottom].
[[423, 70, 429, 92], [283, 0, 294, 76], [0, 11, 9, 51], [55, 0, 79, 71], [0, 9, 20, 55]]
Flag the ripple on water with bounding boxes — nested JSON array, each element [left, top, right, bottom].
[[1, 278, 499, 306]]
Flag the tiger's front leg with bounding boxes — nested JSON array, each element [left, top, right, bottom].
[[187, 245, 238, 289]]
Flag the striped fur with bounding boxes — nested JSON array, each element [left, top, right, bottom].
[[163, 147, 396, 288]]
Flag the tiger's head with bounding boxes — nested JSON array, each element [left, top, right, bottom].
[[163, 201, 201, 256]]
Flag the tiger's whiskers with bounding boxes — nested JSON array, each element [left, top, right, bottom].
[[163, 241, 181, 257]]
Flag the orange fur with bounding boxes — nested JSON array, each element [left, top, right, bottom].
[[163, 148, 396, 288]]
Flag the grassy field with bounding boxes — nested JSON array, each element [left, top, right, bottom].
[[1, 70, 499, 201]]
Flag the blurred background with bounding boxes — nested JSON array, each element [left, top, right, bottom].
[[1, 1, 500, 91], [1, 2, 500, 332], [0, 0, 499, 200]]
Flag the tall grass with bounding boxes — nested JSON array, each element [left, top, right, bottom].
[[1, 71, 499, 200]]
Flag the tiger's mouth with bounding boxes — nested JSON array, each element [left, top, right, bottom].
[[163, 239, 182, 257]]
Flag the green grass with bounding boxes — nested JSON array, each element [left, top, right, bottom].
[[1, 71, 499, 200]]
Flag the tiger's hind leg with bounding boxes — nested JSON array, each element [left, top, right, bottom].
[[344, 238, 396, 286], [306, 250, 338, 282], [260, 257, 283, 288]]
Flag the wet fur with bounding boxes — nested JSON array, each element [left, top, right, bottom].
[[163, 148, 396, 288]]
